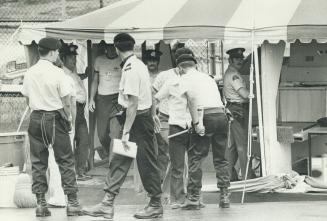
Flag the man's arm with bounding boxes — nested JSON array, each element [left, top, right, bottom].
[[61, 94, 73, 121], [25, 97, 29, 107], [186, 91, 205, 136], [121, 95, 138, 148], [237, 87, 250, 100], [89, 71, 99, 112]]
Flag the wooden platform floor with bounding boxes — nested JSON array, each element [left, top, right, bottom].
[[1, 201, 327, 221]]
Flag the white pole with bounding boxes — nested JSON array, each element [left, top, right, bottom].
[[254, 45, 266, 176], [241, 0, 255, 204]]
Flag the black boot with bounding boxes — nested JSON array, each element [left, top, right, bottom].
[[134, 197, 163, 219], [82, 192, 115, 220], [66, 193, 83, 216], [219, 188, 230, 208], [35, 193, 51, 217]]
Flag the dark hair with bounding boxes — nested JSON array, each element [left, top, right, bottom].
[[38, 46, 51, 56], [114, 41, 134, 52]]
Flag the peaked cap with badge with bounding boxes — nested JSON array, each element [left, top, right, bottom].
[[59, 42, 78, 56], [144, 49, 162, 61], [226, 48, 245, 59]]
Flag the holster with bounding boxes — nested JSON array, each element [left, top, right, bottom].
[[115, 110, 126, 126]]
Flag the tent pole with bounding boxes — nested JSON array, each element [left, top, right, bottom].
[[241, 31, 255, 204], [220, 40, 224, 77], [87, 40, 95, 170], [254, 45, 266, 177]]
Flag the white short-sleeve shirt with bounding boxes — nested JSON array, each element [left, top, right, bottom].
[[152, 68, 179, 115], [179, 69, 224, 109], [155, 75, 191, 129], [21, 59, 73, 111], [223, 65, 247, 103], [118, 55, 152, 110], [94, 55, 122, 95]]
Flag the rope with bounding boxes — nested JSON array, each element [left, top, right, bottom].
[[40, 113, 56, 148]]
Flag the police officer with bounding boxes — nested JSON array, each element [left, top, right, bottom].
[[177, 54, 230, 209], [89, 43, 122, 160], [59, 43, 91, 181], [144, 49, 162, 83], [21, 37, 82, 217], [83, 33, 163, 220], [223, 48, 255, 181]]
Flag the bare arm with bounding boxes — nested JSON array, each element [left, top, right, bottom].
[[237, 87, 250, 100], [186, 91, 199, 125], [89, 72, 99, 112], [61, 94, 73, 121], [123, 95, 138, 135]]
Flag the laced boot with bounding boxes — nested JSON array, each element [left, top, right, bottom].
[[66, 193, 83, 216], [134, 197, 163, 219], [219, 187, 231, 208], [35, 193, 51, 217], [82, 192, 115, 220], [181, 197, 200, 210]]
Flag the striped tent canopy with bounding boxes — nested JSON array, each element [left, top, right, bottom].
[[18, 0, 327, 44]]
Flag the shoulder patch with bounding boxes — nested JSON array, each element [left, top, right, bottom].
[[125, 63, 131, 68], [232, 75, 240, 81], [124, 67, 131, 72]]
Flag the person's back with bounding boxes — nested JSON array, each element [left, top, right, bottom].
[[181, 69, 224, 109], [23, 59, 69, 111]]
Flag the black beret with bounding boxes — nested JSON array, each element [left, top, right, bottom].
[[59, 43, 78, 56], [174, 47, 194, 60], [38, 37, 61, 50], [226, 48, 245, 58], [144, 49, 162, 61], [176, 54, 197, 65], [113, 33, 135, 45]]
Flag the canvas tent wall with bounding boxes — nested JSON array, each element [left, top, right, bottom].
[[18, 0, 327, 176]]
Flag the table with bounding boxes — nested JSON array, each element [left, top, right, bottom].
[[307, 127, 327, 176]]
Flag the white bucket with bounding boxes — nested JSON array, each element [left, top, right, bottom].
[[0, 166, 19, 207]]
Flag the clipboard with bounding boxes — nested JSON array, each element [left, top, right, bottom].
[[112, 139, 138, 158]]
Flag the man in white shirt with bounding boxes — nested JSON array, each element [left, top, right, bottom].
[[21, 37, 82, 217], [83, 33, 163, 220], [59, 43, 91, 181], [177, 54, 231, 210], [89, 43, 122, 159]]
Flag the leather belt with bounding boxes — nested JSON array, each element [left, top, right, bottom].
[[227, 102, 249, 106], [137, 108, 150, 115], [203, 107, 225, 115], [159, 111, 169, 119]]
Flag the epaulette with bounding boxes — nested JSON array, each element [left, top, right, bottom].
[[124, 63, 131, 71]]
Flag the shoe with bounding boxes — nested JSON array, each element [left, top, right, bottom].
[[181, 198, 200, 210], [134, 206, 163, 219], [66, 193, 83, 216], [134, 197, 163, 219], [35, 194, 51, 217], [219, 188, 231, 208], [82, 192, 115, 220], [77, 174, 92, 181], [170, 202, 182, 209]]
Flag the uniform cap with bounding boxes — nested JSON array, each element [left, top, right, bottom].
[[38, 37, 62, 50], [174, 47, 194, 60], [59, 43, 78, 56], [144, 49, 162, 61], [176, 54, 197, 65], [113, 33, 135, 45], [226, 48, 245, 58]]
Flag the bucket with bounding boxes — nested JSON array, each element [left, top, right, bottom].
[[0, 132, 27, 171], [0, 166, 19, 207]]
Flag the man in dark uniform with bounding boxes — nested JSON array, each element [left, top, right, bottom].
[[21, 37, 82, 217], [83, 33, 163, 220], [223, 48, 255, 181], [177, 54, 231, 209], [59, 43, 91, 181]]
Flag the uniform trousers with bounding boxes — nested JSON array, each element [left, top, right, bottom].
[[187, 112, 230, 201], [168, 125, 188, 203], [28, 110, 78, 195], [74, 102, 90, 175], [225, 102, 254, 180], [156, 112, 170, 182], [95, 94, 122, 157], [104, 110, 162, 199]]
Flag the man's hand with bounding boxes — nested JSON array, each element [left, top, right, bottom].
[[195, 123, 205, 136], [122, 132, 130, 151], [89, 99, 96, 112], [153, 115, 161, 133]]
